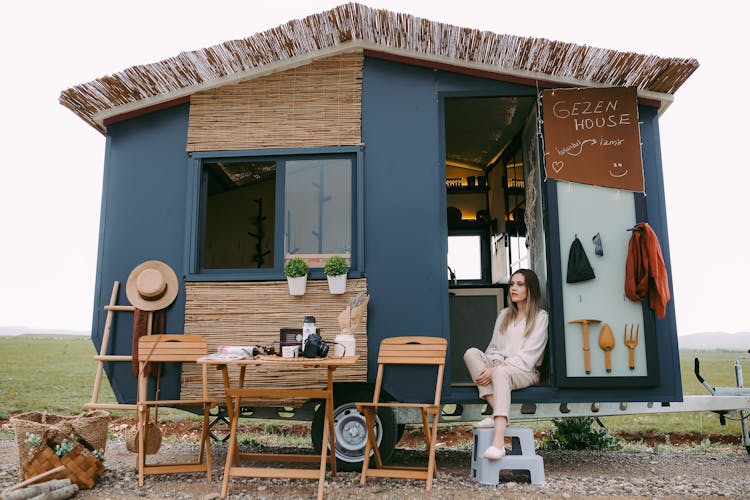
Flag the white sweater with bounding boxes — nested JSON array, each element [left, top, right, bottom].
[[484, 309, 549, 373]]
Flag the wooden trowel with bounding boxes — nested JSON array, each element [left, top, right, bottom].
[[598, 323, 615, 372]]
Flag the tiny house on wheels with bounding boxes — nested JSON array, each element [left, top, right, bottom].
[[62, 4, 699, 469]]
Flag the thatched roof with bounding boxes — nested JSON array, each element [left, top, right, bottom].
[[60, 2, 698, 134]]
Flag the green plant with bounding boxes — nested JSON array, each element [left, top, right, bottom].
[[540, 417, 622, 451], [54, 437, 75, 457], [92, 448, 105, 463], [24, 432, 104, 463], [283, 258, 308, 278], [323, 256, 347, 277], [24, 433, 42, 456], [696, 437, 713, 452]]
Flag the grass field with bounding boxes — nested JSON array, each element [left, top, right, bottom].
[[0, 335, 121, 417], [601, 350, 747, 436], [0, 336, 747, 438]]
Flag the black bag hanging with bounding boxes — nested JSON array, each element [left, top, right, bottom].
[[566, 235, 595, 283]]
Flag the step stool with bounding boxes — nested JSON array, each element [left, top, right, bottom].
[[471, 426, 545, 485]]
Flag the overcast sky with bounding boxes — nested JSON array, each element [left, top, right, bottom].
[[1, 0, 747, 336]]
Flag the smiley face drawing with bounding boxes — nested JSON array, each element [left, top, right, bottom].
[[609, 162, 628, 178]]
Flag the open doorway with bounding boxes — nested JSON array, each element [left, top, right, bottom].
[[444, 95, 545, 386]]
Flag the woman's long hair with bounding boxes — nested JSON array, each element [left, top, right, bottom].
[[499, 269, 542, 337]]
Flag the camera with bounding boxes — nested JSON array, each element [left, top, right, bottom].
[[302, 333, 329, 358]]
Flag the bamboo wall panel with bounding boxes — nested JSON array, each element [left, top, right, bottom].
[[181, 278, 368, 404], [186, 52, 362, 152]]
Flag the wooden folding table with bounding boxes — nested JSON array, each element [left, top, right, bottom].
[[198, 355, 358, 499]]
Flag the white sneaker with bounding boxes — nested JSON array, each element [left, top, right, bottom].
[[472, 416, 495, 428], [483, 445, 506, 460]]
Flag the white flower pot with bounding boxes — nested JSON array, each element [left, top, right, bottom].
[[287, 275, 307, 296], [326, 274, 347, 294], [333, 333, 356, 357]]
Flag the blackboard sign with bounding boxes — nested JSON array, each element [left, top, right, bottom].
[[542, 87, 644, 192]]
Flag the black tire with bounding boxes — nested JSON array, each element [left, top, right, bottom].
[[311, 387, 398, 472]]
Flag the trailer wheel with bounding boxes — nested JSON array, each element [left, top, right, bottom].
[[311, 388, 397, 472]]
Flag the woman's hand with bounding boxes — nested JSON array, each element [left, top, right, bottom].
[[475, 367, 494, 386]]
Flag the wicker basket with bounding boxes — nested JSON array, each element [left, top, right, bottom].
[[22, 440, 104, 489], [10, 411, 109, 470], [125, 421, 162, 454], [70, 410, 110, 451]]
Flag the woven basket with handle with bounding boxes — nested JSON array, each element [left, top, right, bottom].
[[125, 421, 162, 454], [10, 410, 109, 471], [21, 434, 104, 489], [70, 410, 109, 452]]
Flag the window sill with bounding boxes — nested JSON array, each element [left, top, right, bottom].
[[185, 271, 365, 282]]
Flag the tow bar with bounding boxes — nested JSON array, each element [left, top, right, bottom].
[[694, 351, 750, 453]]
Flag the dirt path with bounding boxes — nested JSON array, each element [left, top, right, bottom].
[[2, 420, 748, 498]]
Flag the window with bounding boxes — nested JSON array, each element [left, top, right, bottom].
[[188, 148, 360, 279], [284, 158, 352, 257], [447, 227, 490, 284], [447, 235, 482, 280], [202, 160, 277, 269]]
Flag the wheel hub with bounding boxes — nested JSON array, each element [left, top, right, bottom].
[[332, 403, 381, 462]]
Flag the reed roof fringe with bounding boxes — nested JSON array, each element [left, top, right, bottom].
[[59, 2, 699, 134]]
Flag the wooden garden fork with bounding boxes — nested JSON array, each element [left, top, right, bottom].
[[623, 324, 639, 370]]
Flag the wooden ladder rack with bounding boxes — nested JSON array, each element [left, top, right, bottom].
[[85, 280, 147, 411]]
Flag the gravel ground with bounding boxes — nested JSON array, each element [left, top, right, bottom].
[[2, 437, 749, 499]]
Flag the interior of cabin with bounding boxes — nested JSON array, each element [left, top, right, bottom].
[[444, 95, 547, 385]]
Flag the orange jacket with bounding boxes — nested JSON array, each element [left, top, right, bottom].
[[625, 222, 670, 319]]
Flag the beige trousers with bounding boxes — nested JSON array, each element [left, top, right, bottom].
[[463, 347, 539, 418]]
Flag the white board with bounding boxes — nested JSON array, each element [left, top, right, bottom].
[[557, 182, 646, 377]]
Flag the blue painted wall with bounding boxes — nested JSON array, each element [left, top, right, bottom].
[[92, 104, 190, 403], [361, 58, 539, 402], [94, 57, 681, 406], [361, 57, 681, 403], [638, 106, 682, 399]]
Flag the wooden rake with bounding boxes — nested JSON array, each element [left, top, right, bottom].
[[623, 323, 640, 370]]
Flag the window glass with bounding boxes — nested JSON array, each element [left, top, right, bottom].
[[508, 235, 529, 273], [448, 235, 482, 280], [284, 158, 352, 256], [202, 160, 276, 269], [196, 152, 356, 275]]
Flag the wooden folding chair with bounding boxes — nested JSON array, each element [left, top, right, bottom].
[[136, 334, 217, 486], [355, 336, 447, 490]]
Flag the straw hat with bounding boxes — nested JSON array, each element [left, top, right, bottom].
[[125, 260, 179, 311]]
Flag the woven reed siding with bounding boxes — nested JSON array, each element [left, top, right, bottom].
[[186, 52, 362, 152], [180, 278, 368, 404], [61, 4, 698, 134]]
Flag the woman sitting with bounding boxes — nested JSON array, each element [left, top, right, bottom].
[[463, 268, 548, 460]]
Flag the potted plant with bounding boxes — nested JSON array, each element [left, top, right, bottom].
[[284, 258, 308, 296], [324, 256, 348, 294]]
